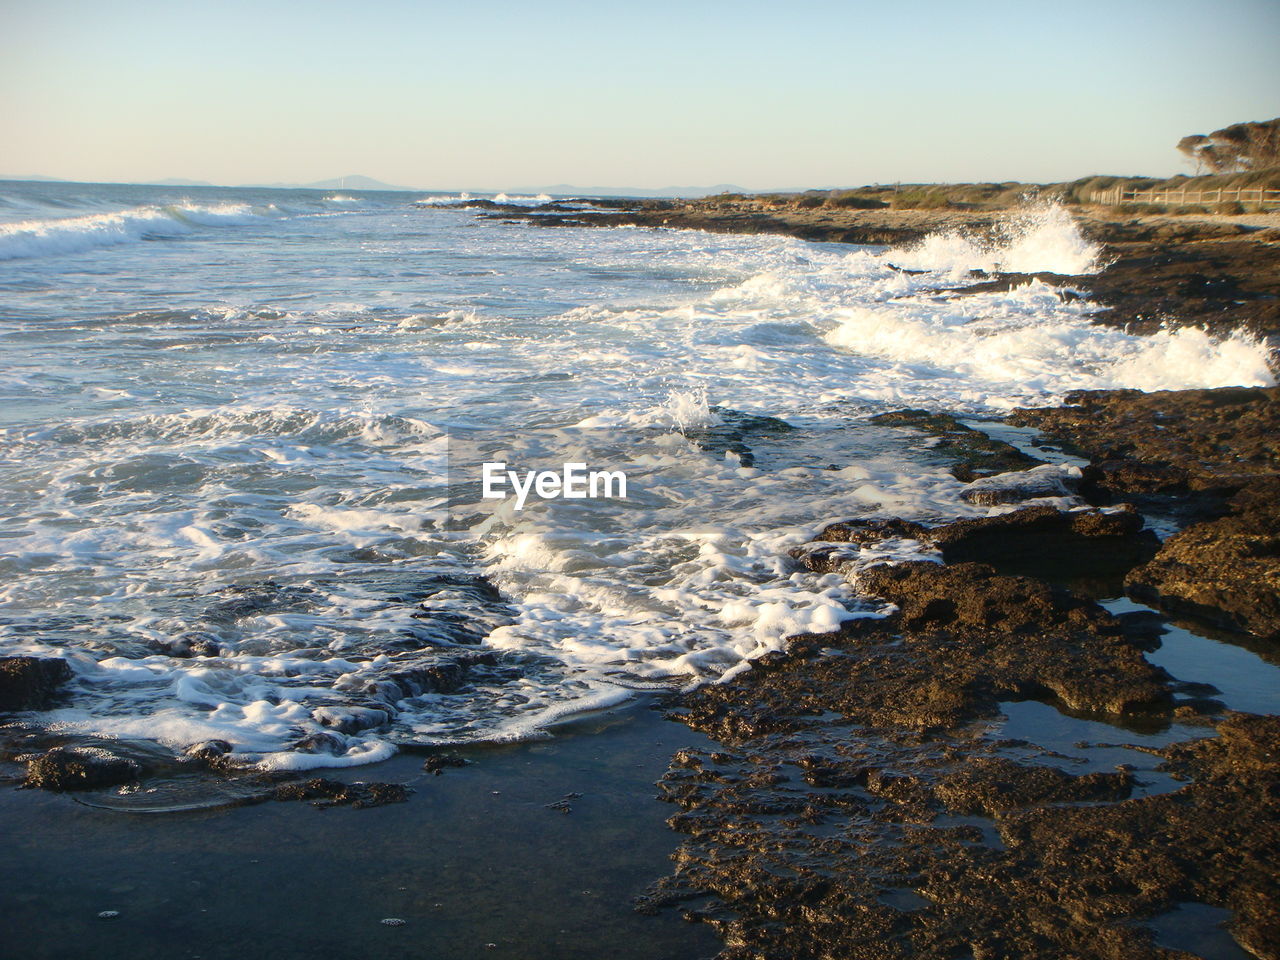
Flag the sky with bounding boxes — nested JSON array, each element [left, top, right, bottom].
[[1, 0, 1277, 190]]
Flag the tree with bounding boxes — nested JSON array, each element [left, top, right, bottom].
[[1177, 118, 1280, 173]]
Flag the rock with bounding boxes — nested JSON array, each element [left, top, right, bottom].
[[422, 754, 469, 775], [856, 560, 1101, 633], [869, 409, 1044, 481], [1011, 387, 1280, 637], [271, 777, 410, 809], [311, 705, 391, 734], [806, 504, 1158, 586], [926, 503, 1158, 580], [292, 733, 346, 754], [183, 739, 233, 761], [0, 656, 71, 711], [958, 465, 1078, 505], [1126, 478, 1280, 639], [24, 748, 141, 791], [813, 517, 929, 546]]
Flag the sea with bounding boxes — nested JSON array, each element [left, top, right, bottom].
[[1, 180, 1274, 775]]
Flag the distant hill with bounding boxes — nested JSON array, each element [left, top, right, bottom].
[[0, 174, 68, 182], [152, 177, 216, 187], [240, 174, 418, 192]]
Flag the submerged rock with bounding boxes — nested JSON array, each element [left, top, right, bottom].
[[422, 754, 469, 775], [271, 777, 410, 809], [868, 409, 1044, 481], [0, 656, 71, 712]]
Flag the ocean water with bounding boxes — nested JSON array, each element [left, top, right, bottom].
[[0, 180, 1273, 773]]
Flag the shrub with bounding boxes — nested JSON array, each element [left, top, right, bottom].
[[826, 191, 889, 209]]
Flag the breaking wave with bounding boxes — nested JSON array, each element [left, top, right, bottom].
[[0, 201, 285, 261]]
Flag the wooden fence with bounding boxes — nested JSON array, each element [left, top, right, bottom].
[[1091, 185, 1280, 207]]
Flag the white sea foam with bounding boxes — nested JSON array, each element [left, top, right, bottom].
[[888, 202, 1102, 277]]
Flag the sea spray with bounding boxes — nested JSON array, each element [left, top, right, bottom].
[[887, 201, 1102, 278]]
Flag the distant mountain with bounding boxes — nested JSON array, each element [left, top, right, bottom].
[[239, 174, 417, 192], [511, 183, 749, 198], [151, 177, 215, 187], [0, 174, 68, 182]]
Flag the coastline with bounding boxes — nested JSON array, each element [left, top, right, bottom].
[[4, 190, 1278, 960]]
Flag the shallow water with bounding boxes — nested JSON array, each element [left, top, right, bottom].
[[1, 179, 1273, 774], [0, 701, 719, 960]]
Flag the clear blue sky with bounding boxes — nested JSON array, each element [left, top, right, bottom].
[[2, 0, 1277, 189]]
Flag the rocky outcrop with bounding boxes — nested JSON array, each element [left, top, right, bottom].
[[807, 503, 1159, 585], [1012, 387, 1280, 639], [0, 656, 71, 712]]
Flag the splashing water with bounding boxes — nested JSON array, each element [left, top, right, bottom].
[[888, 202, 1102, 278]]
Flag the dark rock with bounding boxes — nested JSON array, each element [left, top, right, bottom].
[[291, 733, 346, 755], [1126, 478, 1280, 639], [0, 656, 71, 711], [422, 754, 469, 775], [158, 632, 224, 658], [271, 777, 410, 809], [183, 739, 233, 760], [813, 517, 929, 546], [24, 748, 141, 791], [927, 503, 1159, 582], [1011, 387, 1280, 637], [959, 467, 1076, 505], [311, 705, 391, 734]]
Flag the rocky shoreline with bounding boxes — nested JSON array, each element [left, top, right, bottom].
[[454, 194, 1280, 341], [4, 195, 1278, 958], [641, 383, 1279, 959]]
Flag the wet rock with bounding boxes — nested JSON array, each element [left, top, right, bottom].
[[930, 757, 1134, 814], [0, 656, 71, 711], [24, 747, 141, 791], [422, 754, 469, 775], [869, 409, 1044, 481], [806, 503, 1158, 587], [1008, 387, 1280, 493], [183, 739, 233, 761], [271, 777, 410, 809], [202, 581, 319, 624], [813, 517, 929, 547], [1126, 478, 1280, 639], [312, 705, 391, 735], [1011, 387, 1280, 637], [292, 733, 346, 755], [958, 465, 1078, 505], [157, 632, 224, 658], [355, 651, 499, 703], [682, 407, 794, 467], [927, 503, 1159, 580]]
